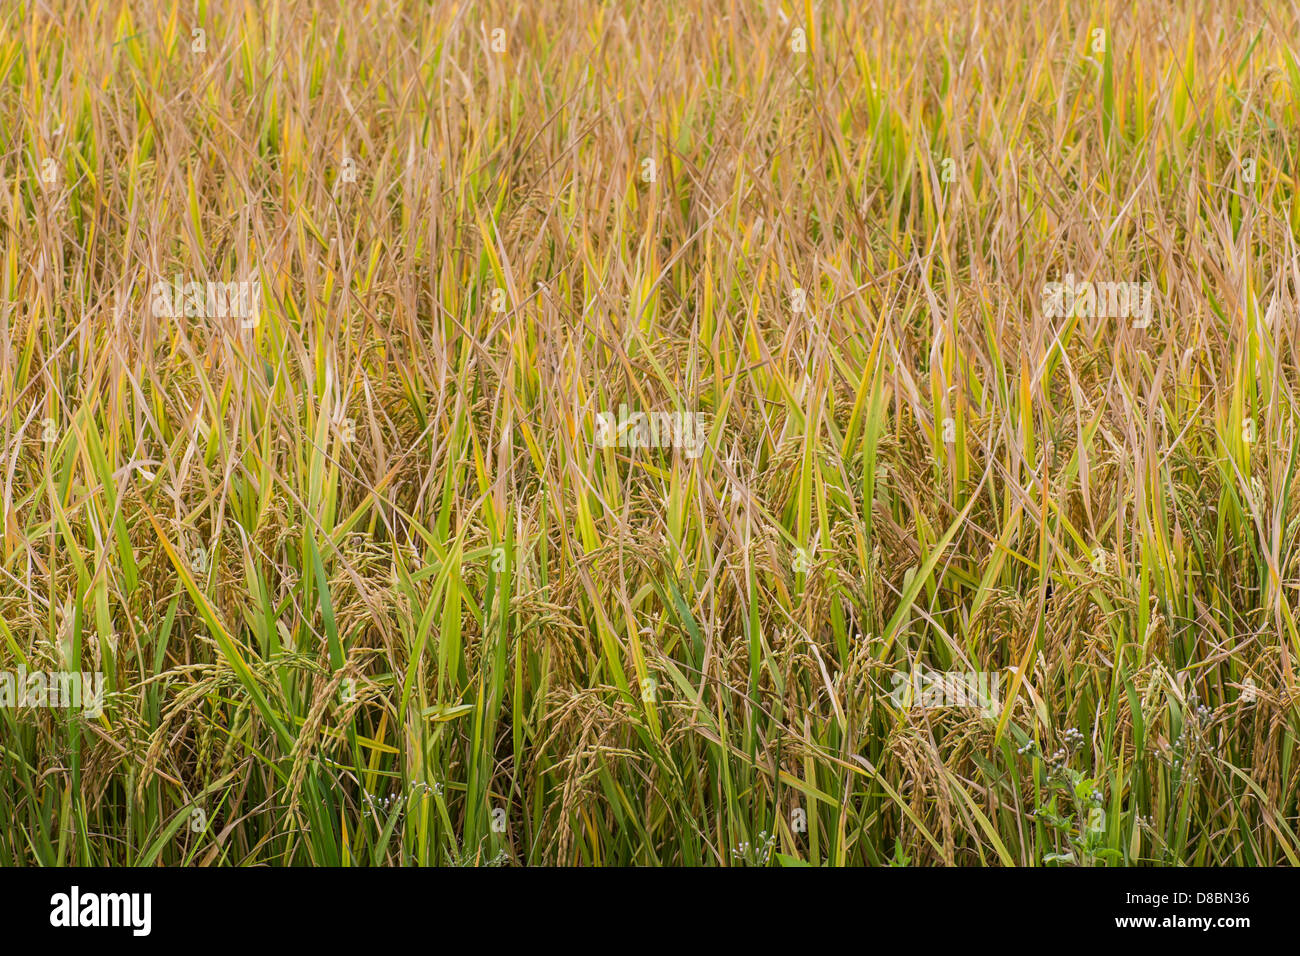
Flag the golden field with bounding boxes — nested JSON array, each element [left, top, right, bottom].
[[1, 0, 1299, 865]]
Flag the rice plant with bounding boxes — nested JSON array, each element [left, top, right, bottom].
[[1, 0, 1299, 867]]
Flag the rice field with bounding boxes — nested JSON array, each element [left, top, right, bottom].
[[2, 0, 1299, 867]]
